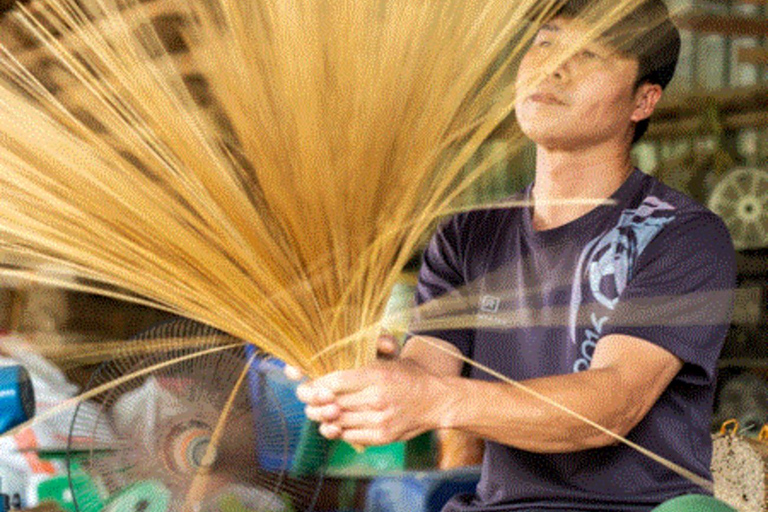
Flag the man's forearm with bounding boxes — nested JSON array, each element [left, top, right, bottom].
[[437, 368, 633, 453], [298, 334, 679, 449]]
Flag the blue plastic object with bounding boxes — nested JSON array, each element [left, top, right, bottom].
[[0, 365, 35, 435], [246, 347, 333, 477], [364, 467, 481, 512], [245, 345, 311, 472]]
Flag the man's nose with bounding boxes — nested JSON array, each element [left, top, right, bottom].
[[546, 58, 569, 82]]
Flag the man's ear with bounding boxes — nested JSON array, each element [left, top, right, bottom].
[[630, 83, 663, 123]]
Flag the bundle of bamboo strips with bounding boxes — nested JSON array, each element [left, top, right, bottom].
[[0, 0, 647, 378]]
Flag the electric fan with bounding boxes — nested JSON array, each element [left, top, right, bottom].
[[66, 319, 328, 512]]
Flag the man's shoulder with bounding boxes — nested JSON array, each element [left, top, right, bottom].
[[636, 170, 720, 220], [630, 170, 731, 239], [629, 170, 735, 267]]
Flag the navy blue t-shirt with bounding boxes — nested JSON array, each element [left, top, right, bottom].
[[412, 169, 736, 512]]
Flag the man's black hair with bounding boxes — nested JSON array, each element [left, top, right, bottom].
[[533, 0, 681, 143]]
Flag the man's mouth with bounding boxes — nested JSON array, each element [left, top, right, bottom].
[[529, 92, 566, 105]]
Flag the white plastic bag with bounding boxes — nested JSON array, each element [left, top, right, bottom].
[[0, 334, 110, 508]]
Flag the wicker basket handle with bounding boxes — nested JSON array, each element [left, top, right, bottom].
[[719, 419, 739, 436]]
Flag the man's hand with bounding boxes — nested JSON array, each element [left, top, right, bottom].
[[287, 335, 452, 446], [285, 332, 683, 453], [284, 334, 401, 381]]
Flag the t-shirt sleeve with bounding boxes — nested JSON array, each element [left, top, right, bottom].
[[600, 212, 736, 385], [408, 215, 475, 358]]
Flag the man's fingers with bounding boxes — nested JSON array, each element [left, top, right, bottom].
[[313, 369, 374, 394], [376, 334, 401, 360], [305, 403, 341, 423], [334, 386, 388, 411], [332, 410, 390, 430], [296, 368, 379, 406], [338, 428, 391, 446], [296, 382, 336, 405], [318, 423, 343, 439], [284, 364, 305, 381]]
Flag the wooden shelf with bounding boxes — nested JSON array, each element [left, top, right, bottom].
[[674, 11, 768, 37], [0, 0, 26, 15], [707, 0, 768, 5], [0, 0, 188, 57], [736, 249, 768, 278], [648, 110, 768, 138], [720, 358, 768, 369], [738, 46, 768, 66], [658, 85, 768, 117], [647, 85, 768, 139]]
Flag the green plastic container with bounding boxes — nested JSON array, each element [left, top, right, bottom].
[[652, 495, 737, 512], [291, 420, 436, 477], [103, 481, 170, 512], [36, 463, 104, 512], [326, 440, 406, 477]]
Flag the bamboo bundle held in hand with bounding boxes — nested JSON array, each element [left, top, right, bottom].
[[0, 0, 643, 376]]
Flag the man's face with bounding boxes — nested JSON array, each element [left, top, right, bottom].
[[514, 17, 643, 151]]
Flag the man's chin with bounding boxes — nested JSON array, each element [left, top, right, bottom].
[[520, 126, 575, 148]]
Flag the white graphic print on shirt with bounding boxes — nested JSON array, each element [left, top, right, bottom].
[[571, 196, 676, 372]]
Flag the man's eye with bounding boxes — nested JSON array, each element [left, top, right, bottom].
[[538, 40, 552, 47], [580, 50, 599, 59]]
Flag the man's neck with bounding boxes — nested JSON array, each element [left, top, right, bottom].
[[531, 144, 634, 231]]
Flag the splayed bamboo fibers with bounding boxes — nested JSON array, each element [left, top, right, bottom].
[[0, 0, 647, 375]]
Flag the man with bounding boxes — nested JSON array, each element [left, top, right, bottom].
[[293, 0, 736, 510]]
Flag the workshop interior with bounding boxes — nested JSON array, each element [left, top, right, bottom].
[[0, 0, 767, 511]]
